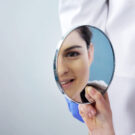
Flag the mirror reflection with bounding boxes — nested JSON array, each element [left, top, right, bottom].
[[54, 25, 115, 104]]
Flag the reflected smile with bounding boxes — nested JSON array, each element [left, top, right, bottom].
[[60, 79, 75, 89]]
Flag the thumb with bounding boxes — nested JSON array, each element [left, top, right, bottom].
[[85, 86, 107, 113]]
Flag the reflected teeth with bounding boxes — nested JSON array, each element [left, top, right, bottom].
[[61, 81, 70, 85], [61, 79, 73, 85]]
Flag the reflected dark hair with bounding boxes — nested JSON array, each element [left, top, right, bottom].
[[76, 26, 92, 49]]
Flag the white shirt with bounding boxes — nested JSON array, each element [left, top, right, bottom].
[[59, 0, 135, 135]]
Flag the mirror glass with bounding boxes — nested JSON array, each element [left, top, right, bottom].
[[54, 25, 115, 104]]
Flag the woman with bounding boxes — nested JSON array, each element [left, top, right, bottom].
[[57, 26, 94, 102]]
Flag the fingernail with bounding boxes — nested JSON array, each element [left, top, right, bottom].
[[88, 87, 96, 95], [91, 110, 96, 115], [88, 112, 92, 118], [86, 94, 94, 103]]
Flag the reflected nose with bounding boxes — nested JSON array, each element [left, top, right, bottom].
[[58, 56, 69, 77]]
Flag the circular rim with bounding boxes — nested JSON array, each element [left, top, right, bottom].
[[53, 25, 115, 104]]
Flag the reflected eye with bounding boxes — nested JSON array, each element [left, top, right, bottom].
[[65, 52, 80, 57]]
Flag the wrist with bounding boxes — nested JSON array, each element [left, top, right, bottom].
[[88, 125, 115, 135], [89, 130, 115, 135]]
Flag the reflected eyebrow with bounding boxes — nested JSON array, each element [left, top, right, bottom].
[[64, 45, 82, 52]]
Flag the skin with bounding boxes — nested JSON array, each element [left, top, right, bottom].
[[57, 30, 94, 102], [79, 86, 115, 135]]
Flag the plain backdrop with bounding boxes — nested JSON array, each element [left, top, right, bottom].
[[90, 27, 115, 84], [0, 0, 88, 135]]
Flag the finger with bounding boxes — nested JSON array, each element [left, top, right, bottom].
[[103, 92, 112, 117], [103, 92, 111, 106], [79, 104, 97, 132], [78, 104, 96, 119], [85, 86, 107, 113], [85, 89, 95, 103]]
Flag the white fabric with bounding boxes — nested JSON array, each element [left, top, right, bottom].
[[59, 0, 135, 134], [88, 80, 108, 93]]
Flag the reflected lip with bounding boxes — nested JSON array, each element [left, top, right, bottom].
[[60, 78, 75, 89]]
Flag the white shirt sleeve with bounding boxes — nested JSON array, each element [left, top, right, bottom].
[[59, 0, 109, 35]]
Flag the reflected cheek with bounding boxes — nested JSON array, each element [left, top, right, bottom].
[[72, 59, 90, 83], [79, 65, 89, 82]]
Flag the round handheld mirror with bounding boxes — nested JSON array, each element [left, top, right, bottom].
[[54, 25, 115, 104]]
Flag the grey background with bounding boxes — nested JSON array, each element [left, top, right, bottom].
[[0, 0, 88, 135]]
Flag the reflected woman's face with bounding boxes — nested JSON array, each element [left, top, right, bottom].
[[57, 30, 94, 102]]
